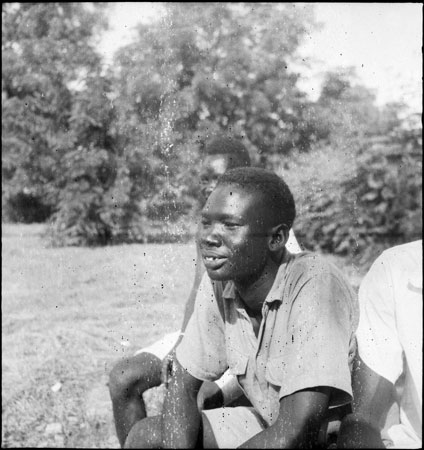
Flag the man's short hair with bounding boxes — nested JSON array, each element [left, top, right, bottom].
[[204, 136, 251, 168], [217, 167, 296, 230]]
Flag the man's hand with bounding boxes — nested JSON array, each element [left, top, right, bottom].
[[197, 381, 224, 411]]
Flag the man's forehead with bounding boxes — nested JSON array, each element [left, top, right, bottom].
[[203, 184, 264, 214]]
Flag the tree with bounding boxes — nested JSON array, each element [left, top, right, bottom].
[[47, 74, 120, 246], [311, 67, 381, 148], [102, 2, 319, 242], [2, 2, 108, 223]]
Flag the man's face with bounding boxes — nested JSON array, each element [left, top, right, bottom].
[[198, 184, 271, 283], [199, 154, 230, 203]]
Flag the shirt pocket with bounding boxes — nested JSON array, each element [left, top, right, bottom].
[[227, 346, 249, 376], [265, 356, 286, 387]]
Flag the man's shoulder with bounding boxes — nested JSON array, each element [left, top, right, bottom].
[[286, 252, 355, 298], [288, 251, 343, 279], [375, 240, 423, 292], [380, 240, 422, 266]]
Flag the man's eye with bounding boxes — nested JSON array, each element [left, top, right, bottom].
[[224, 222, 239, 229]]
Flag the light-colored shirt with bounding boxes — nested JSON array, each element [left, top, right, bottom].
[[356, 240, 422, 449], [177, 252, 358, 426]]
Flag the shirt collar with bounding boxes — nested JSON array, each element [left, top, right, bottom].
[[223, 281, 237, 300], [264, 253, 296, 304]]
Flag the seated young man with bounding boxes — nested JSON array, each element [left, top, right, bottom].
[[337, 240, 422, 449], [108, 138, 302, 446], [125, 167, 358, 448]]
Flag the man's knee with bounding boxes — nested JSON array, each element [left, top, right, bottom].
[[124, 416, 163, 448], [109, 354, 161, 400], [109, 359, 134, 400]]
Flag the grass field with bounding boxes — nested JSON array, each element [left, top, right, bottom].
[[2, 223, 365, 448]]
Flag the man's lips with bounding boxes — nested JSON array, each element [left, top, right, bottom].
[[201, 253, 228, 270]]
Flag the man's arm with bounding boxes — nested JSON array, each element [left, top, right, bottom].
[[161, 245, 205, 385], [239, 386, 331, 448], [162, 357, 203, 448], [337, 250, 401, 448], [180, 244, 205, 333], [337, 355, 396, 448]]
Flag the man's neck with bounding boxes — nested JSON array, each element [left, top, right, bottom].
[[235, 248, 289, 315]]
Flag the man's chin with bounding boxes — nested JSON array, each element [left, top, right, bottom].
[[206, 268, 231, 281]]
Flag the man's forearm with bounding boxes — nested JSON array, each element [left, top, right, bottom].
[[240, 388, 331, 449], [337, 413, 385, 448], [238, 418, 324, 449], [337, 356, 394, 448], [162, 370, 202, 448], [238, 422, 295, 449]]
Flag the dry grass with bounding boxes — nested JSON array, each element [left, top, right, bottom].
[[2, 223, 195, 448], [1, 223, 364, 448]]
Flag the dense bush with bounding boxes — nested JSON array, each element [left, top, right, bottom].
[[345, 121, 422, 264], [284, 115, 422, 268]]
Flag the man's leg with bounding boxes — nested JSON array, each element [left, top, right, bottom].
[[109, 352, 162, 447], [124, 415, 163, 448], [109, 331, 181, 447]]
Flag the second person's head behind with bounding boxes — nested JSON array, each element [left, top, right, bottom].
[[199, 136, 251, 202]]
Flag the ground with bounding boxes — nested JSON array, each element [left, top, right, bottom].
[[1, 223, 364, 448]]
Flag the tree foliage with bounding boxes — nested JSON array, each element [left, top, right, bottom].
[[2, 3, 422, 255], [284, 93, 422, 267], [121, 2, 319, 156], [2, 2, 108, 223], [78, 2, 321, 244]]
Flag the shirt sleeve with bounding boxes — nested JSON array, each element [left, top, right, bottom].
[[269, 271, 355, 407], [176, 272, 228, 381], [356, 255, 403, 385]]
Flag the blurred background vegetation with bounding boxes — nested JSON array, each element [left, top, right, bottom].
[[2, 3, 422, 267]]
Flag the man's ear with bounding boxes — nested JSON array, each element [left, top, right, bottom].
[[268, 224, 289, 252]]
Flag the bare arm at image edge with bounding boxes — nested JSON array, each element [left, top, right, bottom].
[[338, 253, 403, 448], [337, 355, 395, 448]]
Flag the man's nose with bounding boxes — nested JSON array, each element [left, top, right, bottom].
[[200, 224, 221, 247]]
